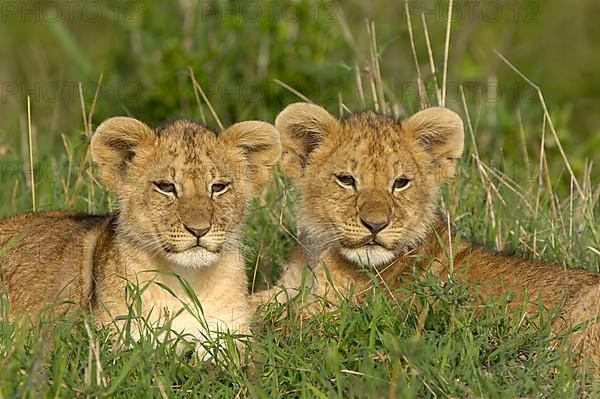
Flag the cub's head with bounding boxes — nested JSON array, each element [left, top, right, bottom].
[[276, 103, 464, 268], [91, 118, 281, 268]]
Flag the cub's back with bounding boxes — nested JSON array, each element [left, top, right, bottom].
[[0, 212, 110, 316]]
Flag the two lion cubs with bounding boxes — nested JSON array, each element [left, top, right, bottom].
[[1, 104, 599, 364]]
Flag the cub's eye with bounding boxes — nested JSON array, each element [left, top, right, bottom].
[[335, 174, 356, 188], [393, 178, 411, 191], [211, 182, 230, 195], [154, 181, 177, 196]]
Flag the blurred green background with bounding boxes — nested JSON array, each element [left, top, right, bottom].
[[0, 0, 598, 214]]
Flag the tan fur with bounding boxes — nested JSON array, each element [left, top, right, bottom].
[[1, 117, 281, 353], [252, 103, 600, 365]]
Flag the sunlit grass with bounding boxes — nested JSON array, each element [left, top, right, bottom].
[[1, 1, 599, 396]]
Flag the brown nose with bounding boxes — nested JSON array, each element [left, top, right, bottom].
[[360, 218, 389, 235], [184, 224, 210, 238]]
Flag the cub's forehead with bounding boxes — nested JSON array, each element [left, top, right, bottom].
[[338, 112, 405, 148], [146, 120, 240, 177], [154, 120, 219, 162], [341, 111, 399, 130], [327, 112, 418, 167]]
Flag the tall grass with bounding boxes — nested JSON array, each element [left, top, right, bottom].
[[1, 2, 599, 397]]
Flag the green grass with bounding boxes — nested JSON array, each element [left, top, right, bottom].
[[1, 0, 600, 397], [1, 153, 598, 397]]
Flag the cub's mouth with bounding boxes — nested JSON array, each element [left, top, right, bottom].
[[190, 244, 222, 254], [161, 242, 224, 268], [163, 242, 222, 255], [336, 236, 398, 268], [342, 236, 391, 250], [339, 244, 397, 268]]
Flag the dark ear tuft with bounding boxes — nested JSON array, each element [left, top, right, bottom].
[[90, 117, 154, 190], [274, 103, 339, 180], [404, 107, 464, 179]]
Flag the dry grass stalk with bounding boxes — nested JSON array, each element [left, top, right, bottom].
[[404, 2, 425, 109], [188, 66, 225, 131], [494, 50, 585, 199], [26, 96, 35, 212], [421, 12, 442, 105], [273, 79, 314, 104], [441, 0, 454, 107]]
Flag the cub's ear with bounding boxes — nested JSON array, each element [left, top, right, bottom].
[[275, 102, 339, 180], [404, 107, 464, 179], [90, 117, 154, 190], [222, 121, 282, 190]]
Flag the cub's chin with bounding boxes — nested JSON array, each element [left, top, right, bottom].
[[163, 246, 221, 269], [339, 245, 397, 268]]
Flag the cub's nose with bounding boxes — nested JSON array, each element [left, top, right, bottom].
[[183, 224, 210, 238], [360, 218, 389, 235]]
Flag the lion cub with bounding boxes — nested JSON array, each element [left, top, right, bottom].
[[0, 117, 281, 351], [252, 102, 600, 363]]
